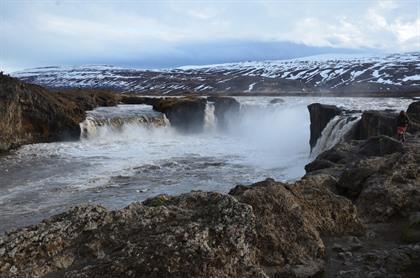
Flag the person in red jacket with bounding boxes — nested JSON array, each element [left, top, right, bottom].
[[396, 111, 410, 142]]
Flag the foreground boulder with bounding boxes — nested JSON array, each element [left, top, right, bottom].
[[153, 97, 207, 133], [0, 192, 265, 277], [307, 103, 342, 150], [0, 177, 363, 277]]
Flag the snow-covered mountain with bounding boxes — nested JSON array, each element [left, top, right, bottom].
[[12, 52, 420, 95]]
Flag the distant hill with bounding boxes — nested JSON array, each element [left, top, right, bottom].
[[12, 52, 420, 95]]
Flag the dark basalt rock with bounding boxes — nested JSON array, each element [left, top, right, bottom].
[[305, 159, 336, 172], [407, 100, 420, 133], [305, 121, 420, 222], [153, 97, 207, 133], [307, 103, 342, 150], [207, 96, 240, 129], [353, 110, 398, 140], [229, 176, 363, 277], [0, 177, 364, 277]]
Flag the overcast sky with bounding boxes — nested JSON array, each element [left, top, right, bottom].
[[1, 0, 419, 72]]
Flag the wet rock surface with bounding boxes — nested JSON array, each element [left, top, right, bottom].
[[153, 97, 207, 133], [307, 103, 342, 149]]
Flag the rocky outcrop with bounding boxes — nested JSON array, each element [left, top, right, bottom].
[[353, 110, 398, 140], [306, 134, 420, 222], [0, 75, 119, 152], [153, 97, 207, 133], [207, 96, 240, 129], [307, 103, 342, 149]]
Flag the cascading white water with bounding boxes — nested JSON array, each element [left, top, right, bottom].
[[311, 114, 361, 156], [79, 104, 169, 139], [80, 116, 98, 138], [204, 102, 216, 131]]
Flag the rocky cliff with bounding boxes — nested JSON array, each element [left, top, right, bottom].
[[304, 102, 420, 277], [307, 103, 342, 150], [0, 74, 119, 152]]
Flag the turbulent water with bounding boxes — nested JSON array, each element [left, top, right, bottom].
[[0, 97, 414, 233]]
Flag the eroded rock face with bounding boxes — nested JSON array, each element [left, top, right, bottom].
[[0, 192, 264, 278], [207, 96, 240, 129], [0, 75, 119, 152], [307, 103, 342, 149], [153, 97, 207, 133], [0, 75, 84, 152]]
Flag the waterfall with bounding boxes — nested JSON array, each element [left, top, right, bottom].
[[311, 114, 360, 156], [79, 105, 170, 139], [204, 102, 216, 131]]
